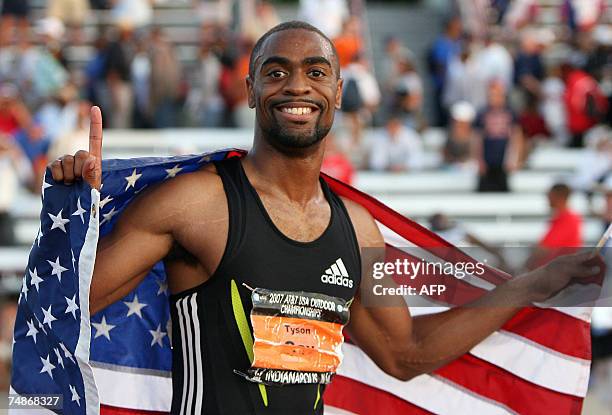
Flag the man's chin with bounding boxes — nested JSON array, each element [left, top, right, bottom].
[[273, 133, 322, 149], [266, 124, 323, 147]]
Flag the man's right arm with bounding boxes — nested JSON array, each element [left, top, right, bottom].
[[89, 181, 177, 313], [48, 107, 226, 314]]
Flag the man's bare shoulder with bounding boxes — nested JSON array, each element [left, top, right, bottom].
[[119, 161, 227, 226], [340, 196, 384, 249]]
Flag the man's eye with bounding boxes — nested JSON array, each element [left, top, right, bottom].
[[309, 70, 325, 77], [268, 71, 286, 78]]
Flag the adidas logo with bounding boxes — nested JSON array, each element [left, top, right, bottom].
[[321, 258, 353, 288]]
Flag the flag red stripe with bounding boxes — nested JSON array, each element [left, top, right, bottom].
[[501, 307, 591, 360], [101, 404, 168, 415], [435, 354, 585, 415], [324, 375, 434, 415]]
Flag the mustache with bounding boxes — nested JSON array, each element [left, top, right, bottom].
[[270, 98, 324, 110]]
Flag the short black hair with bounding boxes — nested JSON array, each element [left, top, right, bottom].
[[248, 20, 340, 79], [549, 183, 571, 199]]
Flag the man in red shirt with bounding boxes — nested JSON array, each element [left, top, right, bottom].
[[527, 183, 583, 268], [563, 62, 608, 148]]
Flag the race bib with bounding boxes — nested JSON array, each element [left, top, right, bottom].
[[237, 288, 350, 386]]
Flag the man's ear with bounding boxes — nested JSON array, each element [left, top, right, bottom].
[[335, 78, 344, 110], [247, 75, 255, 109]]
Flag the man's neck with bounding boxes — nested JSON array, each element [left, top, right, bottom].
[[244, 136, 326, 205], [552, 205, 569, 217]]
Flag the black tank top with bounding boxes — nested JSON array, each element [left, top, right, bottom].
[[169, 157, 361, 415]]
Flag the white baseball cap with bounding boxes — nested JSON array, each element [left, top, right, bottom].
[[451, 101, 476, 122], [35, 17, 65, 41]]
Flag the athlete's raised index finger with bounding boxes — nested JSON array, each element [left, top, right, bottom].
[[89, 106, 103, 159]]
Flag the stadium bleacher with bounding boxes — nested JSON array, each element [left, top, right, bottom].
[[5, 128, 604, 270]]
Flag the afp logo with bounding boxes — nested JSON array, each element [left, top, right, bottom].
[[321, 258, 353, 288]]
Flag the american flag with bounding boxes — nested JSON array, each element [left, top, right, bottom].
[[11, 149, 595, 414]]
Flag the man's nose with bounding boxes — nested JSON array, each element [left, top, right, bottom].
[[283, 72, 312, 95]]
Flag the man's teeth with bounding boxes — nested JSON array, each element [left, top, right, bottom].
[[281, 107, 313, 115]]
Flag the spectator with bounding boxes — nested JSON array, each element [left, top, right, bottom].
[[0, 135, 32, 246], [219, 39, 252, 128], [513, 29, 545, 104], [541, 64, 569, 144], [525, 183, 583, 269], [456, 0, 488, 40], [36, 84, 81, 143], [562, 0, 606, 33], [0, 83, 47, 190], [392, 53, 424, 130], [586, 26, 612, 84], [321, 132, 355, 185], [427, 16, 463, 126], [193, 0, 232, 26], [340, 52, 380, 147], [48, 100, 90, 161], [0, 0, 30, 46], [131, 31, 152, 128], [104, 21, 137, 128], [472, 32, 513, 96], [298, 0, 348, 39], [475, 80, 522, 192], [562, 58, 609, 148], [443, 42, 481, 111], [90, 0, 111, 8], [242, 1, 280, 44], [0, 83, 33, 137], [149, 27, 183, 128], [379, 36, 409, 95], [46, 0, 90, 43], [369, 116, 424, 172], [187, 34, 223, 127], [333, 16, 363, 69], [111, 0, 153, 29], [570, 126, 612, 204], [17, 18, 70, 108], [517, 94, 549, 164], [443, 101, 477, 169], [503, 0, 539, 30]]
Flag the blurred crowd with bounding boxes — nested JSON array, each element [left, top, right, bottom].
[[0, 1, 608, 204], [0, 0, 608, 226]]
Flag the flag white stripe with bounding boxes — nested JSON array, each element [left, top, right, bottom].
[[176, 298, 189, 415], [324, 406, 359, 415], [191, 294, 204, 414], [338, 343, 514, 415], [469, 331, 591, 397], [92, 367, 172, 411], [76, 188, 101, 414], [183, 295, 196, 415]]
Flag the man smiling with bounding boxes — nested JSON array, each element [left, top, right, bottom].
[[50, 21, 601, 414]]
